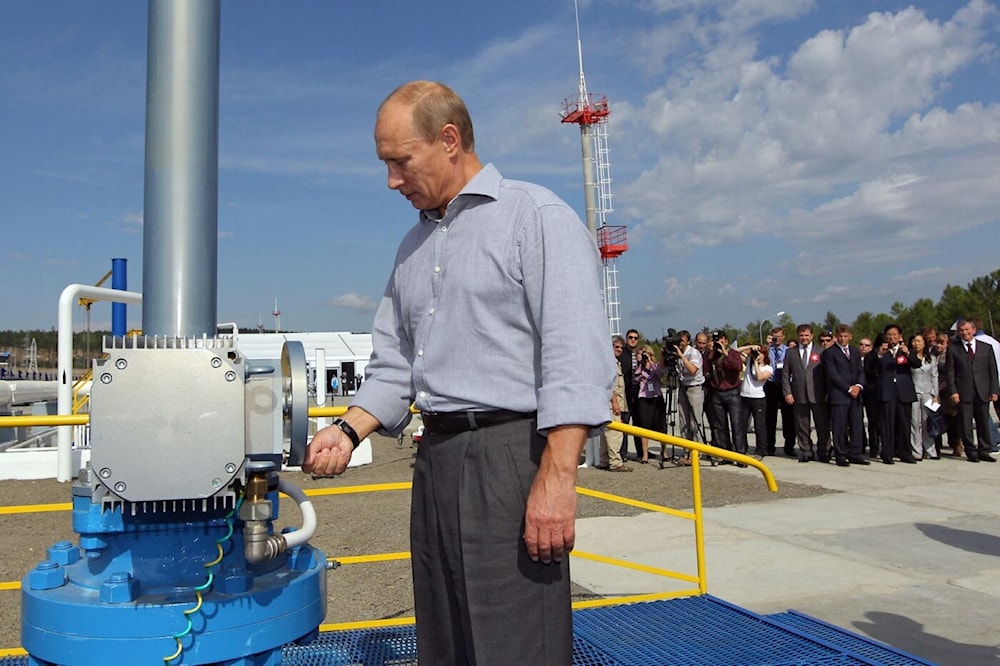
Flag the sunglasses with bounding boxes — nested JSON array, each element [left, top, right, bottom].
[[627, 336, 639, 340]]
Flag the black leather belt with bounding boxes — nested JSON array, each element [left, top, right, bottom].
[[420, 410, 536, 435]]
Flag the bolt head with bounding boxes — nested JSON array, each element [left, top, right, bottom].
[[100, 571, 139, 603], [47, 541, 81, 566], [29, 560, 66, 590]]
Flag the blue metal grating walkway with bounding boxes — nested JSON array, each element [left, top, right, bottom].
[[0, 595, 936, 665]]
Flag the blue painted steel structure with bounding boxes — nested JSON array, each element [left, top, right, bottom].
[[110, 258, 127, 338], [22, 488, 325, 665], [6, 596, 939, 666]]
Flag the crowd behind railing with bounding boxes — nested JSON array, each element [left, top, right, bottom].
[[586, 317, 999, 471]]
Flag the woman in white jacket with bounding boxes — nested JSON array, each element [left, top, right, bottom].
[[909, 333, 939, 460]]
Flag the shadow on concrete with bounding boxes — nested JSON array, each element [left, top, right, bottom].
[[915, 522, 1000, 557], [854, 611, 999, 666]]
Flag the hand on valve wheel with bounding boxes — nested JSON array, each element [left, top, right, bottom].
[[303, 424, 355, 476]]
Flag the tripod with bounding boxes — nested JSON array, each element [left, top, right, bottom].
[[661, 369, 714, 468]]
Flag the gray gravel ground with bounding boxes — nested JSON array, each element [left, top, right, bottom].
[[0, 434, 832, 651]]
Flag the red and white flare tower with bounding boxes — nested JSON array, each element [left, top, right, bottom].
[[560, 0, 627, 336]]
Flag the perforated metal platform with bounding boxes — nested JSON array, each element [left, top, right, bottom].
[[0, 595, 936, 665], [765, 610, 937, 666]]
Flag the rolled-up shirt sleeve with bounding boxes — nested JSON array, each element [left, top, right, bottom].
[[519, 199, 615, 432]]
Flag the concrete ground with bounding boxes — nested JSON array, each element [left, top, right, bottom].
[[572, 449, 1000, 666]]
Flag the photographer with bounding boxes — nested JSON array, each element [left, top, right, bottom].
[[632, 344, 666, 464], [705, 331, 745, 461], [866, 323, 920, 464], [737, 344, 773, 459], [671, 331, 704, 464]]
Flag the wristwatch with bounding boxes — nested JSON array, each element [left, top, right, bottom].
[[332, 417, 361, 449]]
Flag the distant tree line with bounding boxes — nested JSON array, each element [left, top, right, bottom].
[[0, 327, 288, 371], [636, 269, 1000, 355]]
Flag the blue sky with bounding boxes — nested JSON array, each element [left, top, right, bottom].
[[2, 1, 998, 339]]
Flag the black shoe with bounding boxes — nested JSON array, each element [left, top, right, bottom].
[[784, 448, 796, 456], [901, 457, 917, 464], [735, 462, 748, 468], [968, 457, 981, 463], [817, 455, 831, 464], [882, 458, 894, 465], [797, 455, 812, 463], [848, 457, 871, 465], [835, 458, 850, 467], [982, 455, 996, 463]]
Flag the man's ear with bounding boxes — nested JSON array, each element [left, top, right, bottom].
[[441, 124, 460, 155]]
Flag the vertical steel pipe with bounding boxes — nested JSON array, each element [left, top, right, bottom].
[[142, 0, 220, 337], [111, 257, 128, 337]]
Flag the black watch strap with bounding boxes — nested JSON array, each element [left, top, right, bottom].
[[332, 417, 361, 449]]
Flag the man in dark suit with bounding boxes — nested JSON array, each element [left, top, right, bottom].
[[618, 329, 641, 461], [781, 323, 830, 462], [823, 324, 868, 466], [945, 319, 999, 462], [866, 323, 919, 464]]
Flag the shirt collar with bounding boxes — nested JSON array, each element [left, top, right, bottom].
[[419, 163, 500, 225]]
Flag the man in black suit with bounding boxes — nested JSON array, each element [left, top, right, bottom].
[[618, 329, 641, 461], [945, 319, 999, 462], [865, 323, 919, 464], [781, 323, 830, 462], [823, 324, 868, 466]]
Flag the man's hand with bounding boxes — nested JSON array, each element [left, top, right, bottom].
[[951, 392, 961, 405], [303, 424, 355, 476], [785, 394, 795, 405], [523, 424, 586, 564]]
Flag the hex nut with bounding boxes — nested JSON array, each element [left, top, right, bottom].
[[29, 561, 66, 591]]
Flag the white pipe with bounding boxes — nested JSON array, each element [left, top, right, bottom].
[[278, 477, 317, 550], [314, 348, 328, 431], [57, 284, 143, 482]]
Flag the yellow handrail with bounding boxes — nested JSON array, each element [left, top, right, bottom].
[[72, 368, 93, 414], [0, 408, 779, 644]]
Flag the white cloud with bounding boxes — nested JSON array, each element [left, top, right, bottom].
[[330, 292, 378, 312], [615, 0, 1000, 285]]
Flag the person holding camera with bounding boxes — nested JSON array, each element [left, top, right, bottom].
[[705, 331, 745, 461], [672, 331, 705, 465], [737, 343, 773, 459], [633, 343, 666, 464], [865, 323, 920, 464]]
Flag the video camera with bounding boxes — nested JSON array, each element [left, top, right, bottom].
[[661, 328, 682, 362]]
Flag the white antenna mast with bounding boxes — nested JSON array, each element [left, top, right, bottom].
[[561, 0, 626, 336]]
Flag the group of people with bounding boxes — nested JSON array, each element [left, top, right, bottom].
[[297, 78, 995, 665], [610, 319, 1000, 469]]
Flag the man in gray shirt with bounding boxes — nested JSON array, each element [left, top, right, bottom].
[[304, 81, 615, 665], [672, 330, 705, 464]]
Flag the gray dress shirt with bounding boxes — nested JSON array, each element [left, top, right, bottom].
[[354, 164, 615, 436]]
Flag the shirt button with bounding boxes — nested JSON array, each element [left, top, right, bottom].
[[418, 391, 427, 398], [441, 226, 448, 232], [434, 266, 441, 273], [429, 308, 435, 315], [417, 349, 424, 356]]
